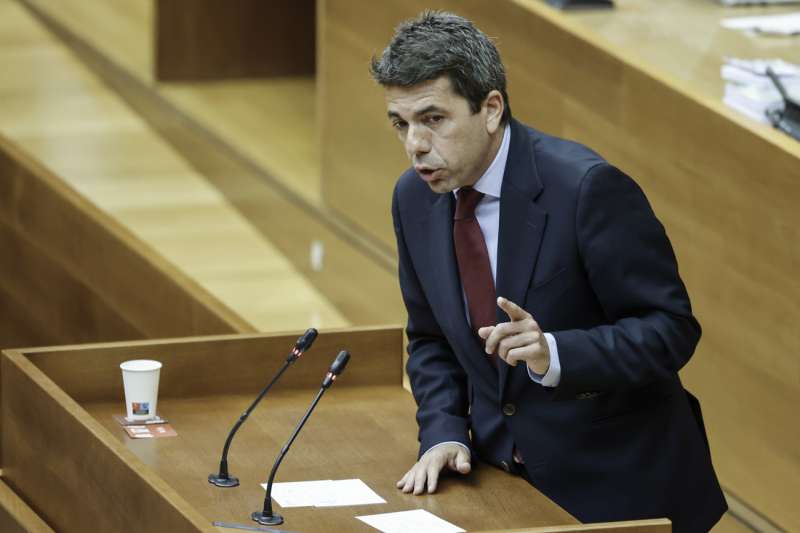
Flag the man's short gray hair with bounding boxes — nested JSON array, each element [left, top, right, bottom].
[[370, 11, 511, 124]]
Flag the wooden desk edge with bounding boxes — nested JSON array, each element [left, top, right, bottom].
[[477, 517, 671, 532], [507, 0, 800, 158], [0, 475, 55, 533], [2, 324, 404, 355]]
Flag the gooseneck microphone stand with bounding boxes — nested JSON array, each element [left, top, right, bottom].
[[252, 350, 351, 526], [208, 328, 318, 488]]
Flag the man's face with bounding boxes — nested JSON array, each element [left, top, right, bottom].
[[385, 77, 501, 194]]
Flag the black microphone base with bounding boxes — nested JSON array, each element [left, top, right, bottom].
[[251, 511, 284, 526], [208, 473, 240, 488]]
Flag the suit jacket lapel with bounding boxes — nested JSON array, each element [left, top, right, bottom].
[[426, 192, 498, 393], [496, 120, 548, 398]]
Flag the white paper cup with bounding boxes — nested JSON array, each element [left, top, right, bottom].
[[120, 359, 162, 421]]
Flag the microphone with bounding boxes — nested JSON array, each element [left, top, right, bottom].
[[252, 350, 351, 526], [208, 328, 318, 488]]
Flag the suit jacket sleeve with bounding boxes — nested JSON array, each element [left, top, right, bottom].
[[553, 163, 701, 395], [392, 185, 471, 457]]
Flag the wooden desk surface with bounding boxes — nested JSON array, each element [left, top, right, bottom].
[[564, 0, 800, 99], [2, 328, 576, 532], [83, 387, 575, 532]]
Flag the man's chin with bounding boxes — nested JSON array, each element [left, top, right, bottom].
[[426, 179, 456, 194]]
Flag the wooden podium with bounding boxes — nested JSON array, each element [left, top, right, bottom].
[[0, 327, 669, 532]]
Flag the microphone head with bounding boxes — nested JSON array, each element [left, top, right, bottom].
[[294, 328, 318, 354], [329, 350, 350, 377]]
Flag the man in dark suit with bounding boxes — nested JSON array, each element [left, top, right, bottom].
[[370, 11, 726, 532]]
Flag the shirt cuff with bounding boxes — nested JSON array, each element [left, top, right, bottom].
[[527, 332, 561, 387], [423, 441, 471, 457]]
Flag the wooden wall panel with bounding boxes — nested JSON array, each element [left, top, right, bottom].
[[0, 135, 253, 349], [318, 0, 800, 530], [319, 0, 427, 248], [155, 0, 315, 81], [0, 478, 54, 533], [26, 327, 403, 402]]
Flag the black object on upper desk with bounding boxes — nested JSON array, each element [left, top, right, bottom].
[[546, 0, 614, 9], [765, 67, 800, 142]]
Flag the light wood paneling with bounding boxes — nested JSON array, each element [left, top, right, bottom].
[[24, 3, 401, 328], [319, 0, 413, 247], [16, 0, 392, 330], [160, 79, 322, 206], [21, 0, 323, 207], [318, 0, 800, 530], [2, 0, 348, 334], [0, 134, 251, 346], [22, 0, 152, 81], [713, 513, 754, 533]]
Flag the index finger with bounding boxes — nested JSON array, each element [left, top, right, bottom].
[[426, 462, 441, 493], [497, 297, 532, 322]]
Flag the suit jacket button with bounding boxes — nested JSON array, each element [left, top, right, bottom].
[[501, 460, 510, 473], [502, 403, 516, 416]]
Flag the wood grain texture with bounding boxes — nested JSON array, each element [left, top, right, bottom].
[[18, 0, 398, 329], [22, 0, 152, 81], [1, 349, 213, 533], [25, 326, 403, 402], [0, 478, 54, 533], [477, 518, 671, 533], [3, 329, 577, 532], [319, 1, 800, 530], [160, 78, 322, 206], [0, 134, 252, 349], [2, 0, 347, 334], [155, 0, 315, 81]]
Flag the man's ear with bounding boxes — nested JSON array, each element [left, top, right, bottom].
[[483, 90, 504, 134]]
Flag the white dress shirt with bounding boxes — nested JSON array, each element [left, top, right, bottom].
[[454, 125, 561, 387], [425, 125, 561, 457]]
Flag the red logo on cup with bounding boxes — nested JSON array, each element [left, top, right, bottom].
[[132, 402, 150, 415]]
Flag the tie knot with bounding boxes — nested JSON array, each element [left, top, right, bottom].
[[454, 187, 484, 220]]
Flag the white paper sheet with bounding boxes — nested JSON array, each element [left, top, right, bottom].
[[721, 12, 800, 35], [313, 479, 387, 507], [261, 479, 385, 508], [262, 480, 333, 508], [356, 509, 465, 533]]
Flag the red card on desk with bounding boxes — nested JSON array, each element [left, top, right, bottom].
[[122, 423, 177, 439]]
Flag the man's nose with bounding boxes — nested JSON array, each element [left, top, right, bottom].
[[405, 125, 431, 156]]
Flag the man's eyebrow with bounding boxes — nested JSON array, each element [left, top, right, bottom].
[[414, 105, 446, 117], [387, 105, 446, 120]]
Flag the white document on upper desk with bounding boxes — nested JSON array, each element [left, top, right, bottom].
[[356, 509, 465, 533], [262, 479, 386, 508], [721, 12, 800, 35]]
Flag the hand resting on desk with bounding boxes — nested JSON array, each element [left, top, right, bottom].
[[396, 443, 472, 495]]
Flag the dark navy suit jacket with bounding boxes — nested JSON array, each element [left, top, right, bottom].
[[391, 119, 726, 532]]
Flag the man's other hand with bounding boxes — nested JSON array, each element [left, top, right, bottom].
[[479, 297, 550, 375], [396, 443, 471, 495]]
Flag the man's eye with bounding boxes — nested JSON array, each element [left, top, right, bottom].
[[425, 115, 443, 125], [393, 121, 408, 130]]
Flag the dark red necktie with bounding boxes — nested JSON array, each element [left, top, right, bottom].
[[453, 187, 496, 340]]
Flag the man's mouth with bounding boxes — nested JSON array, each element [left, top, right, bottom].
[[415, 167, 442, 182]]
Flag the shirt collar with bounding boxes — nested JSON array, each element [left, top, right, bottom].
[[454, 124, 510, 200]]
